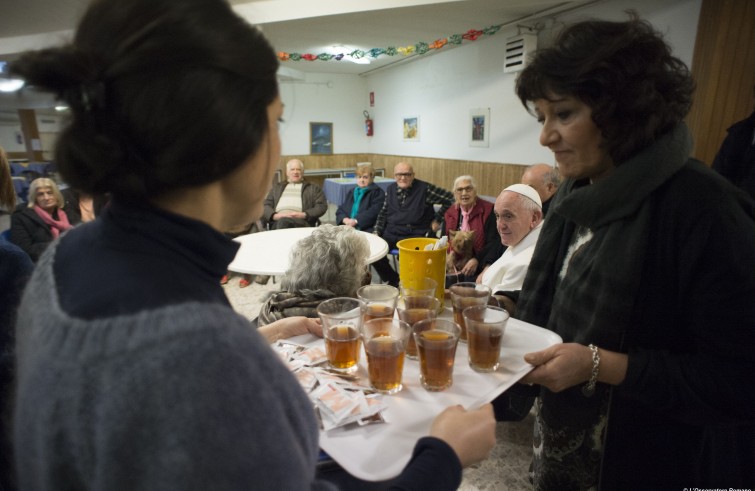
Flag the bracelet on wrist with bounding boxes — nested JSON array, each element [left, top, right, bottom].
[[582, 344, 600, 397]]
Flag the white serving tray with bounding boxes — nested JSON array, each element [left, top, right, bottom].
[[293, 310, 561, 482]]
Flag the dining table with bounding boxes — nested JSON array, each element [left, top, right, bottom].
[[287, 306, 561, 482], [322, 176, 395, 207], [227, 227, 389, 276]]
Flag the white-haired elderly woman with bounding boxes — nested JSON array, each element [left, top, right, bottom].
[[443, 175, 498, 282], [257, 224, 370, 326], [11, 177, 72, 262]]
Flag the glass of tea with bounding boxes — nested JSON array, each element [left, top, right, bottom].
[[399, 277, 438, 300], [463, 305, 510, 372], [361, 318, 411, 394], [449, 282, 491, 342], [412, 318, 461, 391], [396, 295, 440, 359], [317, 297, 364, 373], [357, 284, 399, 323]]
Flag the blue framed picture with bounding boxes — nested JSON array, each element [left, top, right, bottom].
[[310, 122, 333, 154]]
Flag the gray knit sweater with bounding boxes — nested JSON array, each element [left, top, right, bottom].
[[14, 248, 333, 490]]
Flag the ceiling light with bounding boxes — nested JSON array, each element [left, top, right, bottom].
[[0, 78, 24, 93], [326, 45, 371, 65], [55, 105, 69, 112]]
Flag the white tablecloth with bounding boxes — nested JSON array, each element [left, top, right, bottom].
[[227, 227, 388, 275]]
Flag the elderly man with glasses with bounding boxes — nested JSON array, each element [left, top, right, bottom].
[[371, 162, 454, 286]]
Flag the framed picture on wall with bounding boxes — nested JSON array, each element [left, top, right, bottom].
[[310, 122, 333, 154], [402, 116, 420, 141], [469, 108, 490, 147]]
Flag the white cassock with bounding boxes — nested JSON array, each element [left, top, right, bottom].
[[481, 222, 543, 293]]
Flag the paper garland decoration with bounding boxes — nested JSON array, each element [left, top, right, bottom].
[[277, 24, 502, 63]]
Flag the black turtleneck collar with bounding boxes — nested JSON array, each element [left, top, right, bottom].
[[54, 199, 240, 319]]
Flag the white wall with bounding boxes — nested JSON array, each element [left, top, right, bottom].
[[279, 72, 369, 155], [276, 0, 701, 167], [0, 112, 63, 155], [3, 0, 702, 167], [0, 124, 25, 153]]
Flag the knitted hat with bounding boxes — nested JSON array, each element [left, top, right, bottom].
[[503, 183, 542, 208]]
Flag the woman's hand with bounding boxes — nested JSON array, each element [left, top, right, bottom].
[[521, 343, 628, 391], [461, 258, 479, 277], [430, 404, 496, 468], [258, 316, 323, 343], [520, 343, 593, 392], [342, 218, 357, 227]]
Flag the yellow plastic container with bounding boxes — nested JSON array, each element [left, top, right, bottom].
[[397, 237, 447, 309]]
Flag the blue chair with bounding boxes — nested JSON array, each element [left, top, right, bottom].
[[0, 229, 11, 242], [389, 248, 399, 270]]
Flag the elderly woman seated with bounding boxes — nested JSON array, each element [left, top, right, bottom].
[[11, 177, 72, 262], [257, 224, 369, 326]]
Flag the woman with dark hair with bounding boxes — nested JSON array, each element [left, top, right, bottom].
[[511, 15, 755, 489], [10, 0, 494, 489], [10, 177, 72, 262]]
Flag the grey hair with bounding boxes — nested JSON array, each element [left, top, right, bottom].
[[453, 175, 476, 190], [526, 164, 562, 187], [27, 177, 64, 209], [286, 159, 304, 170], [543, 167, 562, 187], [283, 224, 370, 297]]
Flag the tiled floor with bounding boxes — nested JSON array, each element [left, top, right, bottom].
[[223, 277, 534, 490]]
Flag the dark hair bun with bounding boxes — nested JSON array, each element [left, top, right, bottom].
[[10, 0, 279, 201]]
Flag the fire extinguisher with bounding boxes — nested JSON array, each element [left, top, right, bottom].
[[363, 110, 374, 136]]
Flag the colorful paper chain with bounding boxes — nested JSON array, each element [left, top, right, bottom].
[[277, 24, 503, 62]]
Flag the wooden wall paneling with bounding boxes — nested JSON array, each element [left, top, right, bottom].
[[688, 0, 755, 166]]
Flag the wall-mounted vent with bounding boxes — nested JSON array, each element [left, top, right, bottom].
[[503, 33, 537, 73]]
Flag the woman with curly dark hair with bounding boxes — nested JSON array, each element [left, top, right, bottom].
[[509, 14, 755, 489]]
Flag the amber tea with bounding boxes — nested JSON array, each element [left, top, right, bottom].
[[463, 305, 509, 372], [413, 319, 461, 391], [365, 336, 406, 394], [324, 325, 361, 372]]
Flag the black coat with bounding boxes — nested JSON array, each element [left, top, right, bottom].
[[10, 206, 55, 262], [712, 110, 755, 200], [334, 183, 385, 232]]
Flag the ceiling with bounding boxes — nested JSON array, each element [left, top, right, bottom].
[[0, 0, 601, 115]]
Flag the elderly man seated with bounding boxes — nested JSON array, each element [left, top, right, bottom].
[[263, 159, 327, 229], [371, 162, 454, 287], [479, 184, 543, 295], [520, 163, 561, 216], [259, 158, 327, 284]]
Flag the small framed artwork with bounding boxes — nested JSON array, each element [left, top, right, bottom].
[[310, 122, 333, 154], [402, 116, 420, 141], [469, 108, 490, 147]]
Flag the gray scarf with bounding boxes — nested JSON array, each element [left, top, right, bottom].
[[518, 124, 693, 426], [257, 289, 336, 327]]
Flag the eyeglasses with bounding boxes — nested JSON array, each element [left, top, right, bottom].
[[454, 186, 474, 194], [395, 172, 414, 178]]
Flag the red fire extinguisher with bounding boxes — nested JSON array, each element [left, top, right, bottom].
[[363, 110, 374, 136]]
